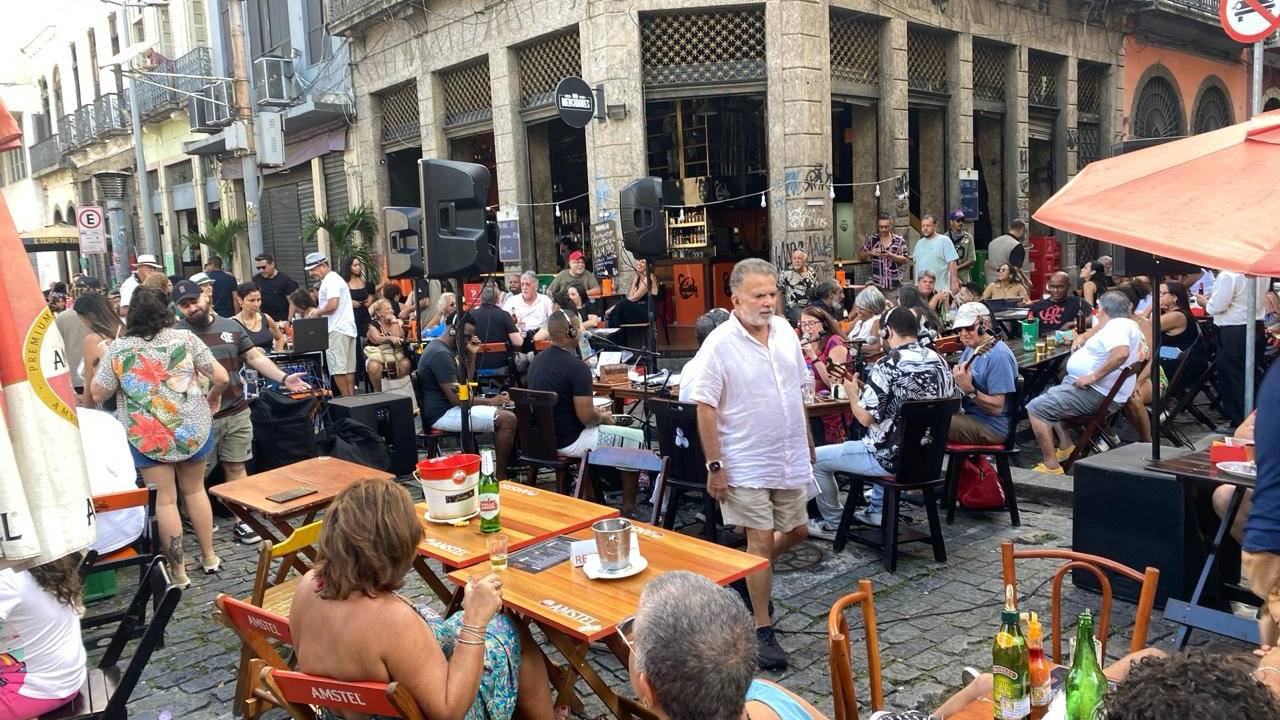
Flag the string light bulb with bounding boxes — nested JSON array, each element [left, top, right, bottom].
[[554, 203, 561, 218], [874, 183, 881, 198], [760, 192, 767, 208], [678, 208, 685, 222], [829, 184, 836, 199]]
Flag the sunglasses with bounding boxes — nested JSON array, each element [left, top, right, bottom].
[[255, 265, 267, 270], [616, 616, 636, 656]]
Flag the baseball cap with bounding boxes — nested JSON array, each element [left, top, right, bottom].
[[950, 301, 991, 330], [74, 276, 102, 290], [135, 254, 163, 269], [568, 250, 585, 262], [171, 280, 203, 304], [189, 272, 213, 286], [948, 209, 966, 222], [304, 252, 327, 270]]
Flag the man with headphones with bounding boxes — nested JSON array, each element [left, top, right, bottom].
[[527, 310, 646, 513], [811, 305, 955, 530], [948, 302, 1019, 445]]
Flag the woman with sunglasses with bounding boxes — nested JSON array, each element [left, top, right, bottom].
[[982, 262, 1030, 303], [799, 306, 851, 445]]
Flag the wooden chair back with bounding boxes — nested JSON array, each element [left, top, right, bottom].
[[262, 668, 425, 720], [217, 594, 295, 672], [827, 579, 885, 720], [1062, 359, 1146, 471], [1000, 541, 1159, 662], [508, 387, 562, 463], [251, 519, 323, 606], [894, 397, 962, 484]]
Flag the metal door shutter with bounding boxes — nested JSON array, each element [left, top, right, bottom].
[[259, 177, 314, 284], [322, 152, 348, 217]]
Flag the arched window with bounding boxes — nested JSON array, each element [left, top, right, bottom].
[[52, 207, 64, 225], [51, 67, 64, 124], [1132, 75, 1183, 139], [1193, 84, 1233, 133]]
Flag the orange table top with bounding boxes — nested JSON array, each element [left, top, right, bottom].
[[209, 457, 394, 519], [447, 521, 767, 642], [416, 481, 618, 568]]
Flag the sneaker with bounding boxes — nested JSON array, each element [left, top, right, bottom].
[[233, 523, 261, 545], [170, 567, 191, 590], [1054, 445, 1076, 462], [202, 556, 222, 574], [854, 509, 883, 527], [807, 518, 839, 541], [756, 626, 789, 671], [1032, 463, 1065, 475]]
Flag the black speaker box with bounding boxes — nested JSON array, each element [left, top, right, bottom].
[[328, 393, 417, 477], [620, 177, 666, 259], [419, 159, 495, 278], [1072, 444, 1206, 608]]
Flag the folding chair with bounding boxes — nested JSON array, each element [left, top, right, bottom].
[[572, 447, 666, 522], [943, 377, 1023, 527], [217, 595, 297, 720], [648, 397, 722, 542], [1001, 541, 1159, 663], [261, 667, 425, 720], [828, 579, 885, 720], [78, 486, 160, 647], [1060, 360, 1147, 473], [509, 387, 577, 493], [1150, 336, 1207, 450], [42, 558, 182, 720], [832, 397, 960, 572]]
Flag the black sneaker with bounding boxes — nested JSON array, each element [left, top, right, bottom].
[[233, 523, 261, 545], [756, 626, 789, 671]]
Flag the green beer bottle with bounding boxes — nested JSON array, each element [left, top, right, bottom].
[[991, 586, 1030, 720], [1065, 610, 1107, 720], [478, 450, 501, 534]]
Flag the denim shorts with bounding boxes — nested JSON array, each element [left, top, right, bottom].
[[130, 434, 214, 470]]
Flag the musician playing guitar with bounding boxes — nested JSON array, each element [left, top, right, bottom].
[[948, 302, 1019, 445]]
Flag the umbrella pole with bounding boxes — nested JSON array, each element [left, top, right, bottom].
[[1150, 262, 1161, 461], [1246, 276, 1257, 415]]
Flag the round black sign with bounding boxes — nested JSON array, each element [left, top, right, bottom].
[[555, 76, 595, 129]]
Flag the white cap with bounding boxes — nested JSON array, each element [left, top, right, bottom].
[[135, 254, 162, 269], [189, 272, 213, 286], [304, 252, 327, 270], [950, 301, 991, 330]]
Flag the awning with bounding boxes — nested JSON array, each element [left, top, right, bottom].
[[220, 126, 346, 180], [20, 225, 80, 253]]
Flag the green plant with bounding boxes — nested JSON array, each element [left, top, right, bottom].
[[182, 218, 247, 265], [303, 206, 380, 284]]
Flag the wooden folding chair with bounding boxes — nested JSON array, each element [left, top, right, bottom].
[[261, 667, 426, 720], [827, 579, 885, 720], [217, 594, 298, 720], [571, 447, 666, 521], [1000, 541, 1159, 663], [509, 387, 577, 493], [1060, 359, 1147, 473]]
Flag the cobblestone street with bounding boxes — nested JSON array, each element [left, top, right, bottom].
[[100, 464, 1249, 720]]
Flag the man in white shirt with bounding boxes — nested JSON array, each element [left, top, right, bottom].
[[1198, 269, 1269, 427], [1025, 291, 1143, 474], [686, 259, 814, 671], [912, 214, 959, 294], [502, 271, 555, 348], [116, 254, 163, 317], [677, 308, 732, 402], [305, 252, 358, 397], [78, 408, 145, 556]]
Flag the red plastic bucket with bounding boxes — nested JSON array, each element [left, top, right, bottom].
[[414, 454, 481, 519]]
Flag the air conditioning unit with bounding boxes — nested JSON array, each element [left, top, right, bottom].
[[188, 89, 219, 133], [208, 81, 235, 127], [254, 56, 294, 107], [256, 111, 285, 166]]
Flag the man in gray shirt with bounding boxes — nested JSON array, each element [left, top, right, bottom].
[[985, 219, 1028, 285], [55, 276, 101, 393]]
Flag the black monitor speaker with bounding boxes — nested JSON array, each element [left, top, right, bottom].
[[419, 158, 495, 278], [384, 206, 423, 279], [620, 177, 666, 259]]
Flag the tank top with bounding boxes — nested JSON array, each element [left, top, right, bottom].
[[745, 679, 813, 720], [235, 313, 275, 352]]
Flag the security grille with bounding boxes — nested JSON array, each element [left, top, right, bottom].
[[380, 82, 420, 145], [1077, 122, 1100, 167], [440, 59, 493, 128], [166, 159, 194, 186], [830, 11, 879, 87], [1028, 51, 1059, 108], [517, 29, 582, 109], [1077, 62, 1105, 120], [907, 28, 947, 95], [1193, 85, 1232, 134], [640, 9, 766, 88], [1132, 76, 1183, 138], [973, 39, 1006, 104]]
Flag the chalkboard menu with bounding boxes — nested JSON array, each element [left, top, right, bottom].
[[497, 207, 521, 263], [591, 220, 619, 277]]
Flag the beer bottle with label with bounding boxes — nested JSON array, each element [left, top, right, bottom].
[[478, 449, 501, 534], [992, 585, 1030, 720], [1065, 610, 1107, 720], [1027, 612, 1052, 707]]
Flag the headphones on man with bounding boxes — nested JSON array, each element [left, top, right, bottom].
[[879, 306, 914, 341], [560, 309, 578, 339]]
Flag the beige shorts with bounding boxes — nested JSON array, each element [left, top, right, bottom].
[[719, 486, 809, 533], [1243, 550, 1280, 646], [327, 331, 357, 375], [204, 407, 254, 476]]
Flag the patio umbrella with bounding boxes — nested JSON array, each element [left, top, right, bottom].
[[1034, 111, 1280, 457], [0, 99, 94, 569]]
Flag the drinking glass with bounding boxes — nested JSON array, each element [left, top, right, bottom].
[[486, 534, 509, 572]]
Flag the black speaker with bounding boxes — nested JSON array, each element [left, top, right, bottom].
[[328, 393, 416, 477], [1072, 444, 1205, 608], [384, 206, 423, 279], [419, 159, 495, 279], [620, 177, 666, 259]]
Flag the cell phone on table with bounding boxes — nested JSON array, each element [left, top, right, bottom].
[[267, 486, 318, 503]]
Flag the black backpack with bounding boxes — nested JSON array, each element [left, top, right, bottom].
[[320, 418, 391, 472], [249, 391, 322, 471]]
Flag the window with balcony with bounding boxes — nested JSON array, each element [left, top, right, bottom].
[[70, 44, 83, 108], [249, 0, 291, 60], [157, 6, 174, 56], [2, 149, 28, 187], [190, 0, 210, 47], [306, 0, 325, 65]]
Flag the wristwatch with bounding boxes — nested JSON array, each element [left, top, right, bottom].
[[965, 390, 978, 400], [706, 460, 723, 473]]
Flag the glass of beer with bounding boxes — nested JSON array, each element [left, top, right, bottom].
[[486, 534, 509, 572], [1045, 334, 1057, 350], [1035, 340, 1047, 357]]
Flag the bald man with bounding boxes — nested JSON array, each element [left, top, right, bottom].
[[1029, 270, 1092, 334]]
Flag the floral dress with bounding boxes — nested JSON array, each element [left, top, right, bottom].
[[92, 328, 217, 463]]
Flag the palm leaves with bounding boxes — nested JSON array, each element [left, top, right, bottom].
[[182, 219, 248, 264], [303, 206, 380, 284]]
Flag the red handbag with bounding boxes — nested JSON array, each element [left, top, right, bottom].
[[957, 455, 1006, 510]]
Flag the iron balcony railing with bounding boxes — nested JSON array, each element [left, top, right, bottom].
[[175, 46, 213, 95], [74, 104, 97, 144], [139, 46, 214, 118], [57, 113, 80, 147], [93, 93, 130, 135], [137, 57, 178, 117], [29, 135, 64, 174], [1162, 0, 1219, 16]]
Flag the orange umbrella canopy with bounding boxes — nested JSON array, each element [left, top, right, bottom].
[[1034, 110, 1280, 277], [0, 99, 19, 151]]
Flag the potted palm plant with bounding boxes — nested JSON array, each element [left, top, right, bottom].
[[182, 218, 247, 266], [303, 206, 380, 285]]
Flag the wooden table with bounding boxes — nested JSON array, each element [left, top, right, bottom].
[[414, 481, 619, 606], [446, 521, 767, 719], [807, 398, 850, 419], [1147, 450, 1261, 648], [210, 457, 394, 574]]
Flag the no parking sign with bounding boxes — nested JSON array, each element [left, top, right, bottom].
[[75, 205, 107, 254]]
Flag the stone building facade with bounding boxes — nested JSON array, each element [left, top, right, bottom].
[[329, 0, 1127, 285]]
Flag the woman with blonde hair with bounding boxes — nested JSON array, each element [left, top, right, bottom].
[[365, 299, 411, 392], [421, 292, 457, 339], [289, 477, 560, 720]]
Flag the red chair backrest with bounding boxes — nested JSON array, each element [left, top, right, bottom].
[[218, 594, 294, 645], [269, 669, 408, 718], [93, 487, 149, 513]]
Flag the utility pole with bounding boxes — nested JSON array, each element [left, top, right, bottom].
[[119, 5, 159, 258], [226, 0, 264, 258], [1245, 39, 1263, 413]]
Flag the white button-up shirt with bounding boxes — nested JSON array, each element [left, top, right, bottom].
[[1206, 270, 1268, 326], [685, 313, 814, 490]]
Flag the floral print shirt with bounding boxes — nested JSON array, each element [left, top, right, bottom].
[[92, 328, 217, 463], [861, 233, 909, 290]]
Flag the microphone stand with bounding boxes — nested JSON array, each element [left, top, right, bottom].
[[590, 332, 666, 446]]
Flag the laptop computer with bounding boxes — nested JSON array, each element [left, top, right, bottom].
[[290, 317, 329, 354]]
